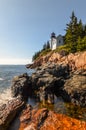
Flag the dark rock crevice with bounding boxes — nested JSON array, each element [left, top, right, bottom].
[[11, 65, 86, 107], [11, 73, 32, 101]]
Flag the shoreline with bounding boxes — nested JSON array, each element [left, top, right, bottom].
[[0, 51, 86, 130]]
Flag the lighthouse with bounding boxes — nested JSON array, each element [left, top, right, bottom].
[[50, 32, 64, 50], [50, 32, 57, 50]]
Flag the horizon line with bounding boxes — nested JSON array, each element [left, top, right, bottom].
[[0, 64, 27, 65]]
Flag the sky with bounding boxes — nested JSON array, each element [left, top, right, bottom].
[[0, 0, 86, 64]]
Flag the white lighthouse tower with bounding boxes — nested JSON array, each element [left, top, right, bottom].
[[50, 32, 57, 50], [50, 32, 64, 50]]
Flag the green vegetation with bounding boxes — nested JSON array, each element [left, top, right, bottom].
[[54, 44, 71, 54], [32, 51, 41, 61], [32, 41, 51, 61], [64, 11, 86, 53], [32, 11, 86, 61], [39, 48, 51, 57], [55, 36, 86, 54]]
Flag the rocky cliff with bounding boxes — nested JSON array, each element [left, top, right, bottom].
[[25, 51, 86, 107], [27, 51, 86, 70], [0, 51, 86, 130]]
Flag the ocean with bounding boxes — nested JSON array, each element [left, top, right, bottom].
[[0, 65, 33, 104]]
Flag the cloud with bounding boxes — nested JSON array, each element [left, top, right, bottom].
[[0, 58, 32, 65]]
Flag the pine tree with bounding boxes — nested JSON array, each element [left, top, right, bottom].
[[83, 25, 86, 36], [43, 43, 47, 50], [78, 19, 83, 38], [65, 11, 78, 44], [46, 41, 50, 49]]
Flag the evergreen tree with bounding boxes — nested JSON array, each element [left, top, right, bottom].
[[65, 11, 78, 44], [78, 19, 83, 38], [32, 51, 40, 61], [83, 24, 86, 36], [43, 43, 47, 50], [46, 41, 50, 49]]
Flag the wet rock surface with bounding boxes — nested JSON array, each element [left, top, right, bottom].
[[31, 63, 86, 107], [10, 62, 86, 108], [31, 63, 69, 104], [10, 52, 86, 107], [0, 51, 86, 130], [0, 97, 25, 130], [64, 72, 86, 107], [11, 73, 32, 101], [19, 105, 86, 130]]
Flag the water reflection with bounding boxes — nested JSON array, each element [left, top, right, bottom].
[[28, 96, 86, 121], [9, 96, 86, 130]]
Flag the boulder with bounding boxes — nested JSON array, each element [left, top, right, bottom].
[[24, 61, 86, 108], [0, 97, 25, 130], [11, 73, 32, 101], [64, 73, 86, 107], [31, 65, 66, 104]]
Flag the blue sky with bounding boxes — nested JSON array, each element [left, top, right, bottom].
[[0, 0, 86, 64]]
